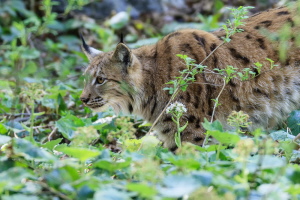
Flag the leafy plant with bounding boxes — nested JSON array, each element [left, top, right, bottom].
[[166, 102, 188, 148], [1, 1, 300, 200]]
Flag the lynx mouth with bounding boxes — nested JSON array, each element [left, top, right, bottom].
[[83, 96, 106, 110]]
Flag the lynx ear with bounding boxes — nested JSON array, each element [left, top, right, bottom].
[[80, 34, 102, 61], [112, 43, 132, 66]]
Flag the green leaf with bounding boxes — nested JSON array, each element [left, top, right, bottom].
[[287, 110, 300, 136], [246, 155, 286, 173], [13, 138, 56, 162], [0, 167, 32, 191], [178, 121, 188, 133], [22, 61, 37, 74], [54, 145, 101, 162], [94, 188, 131, 200], [123, 139, 142, 152], [208, 130, 240, 144], [0, 135, 11, 145], [41, 138, 63, 150], [158, 175, 201, 198], [279, 141, 296, 162], [202, 118, 223, 132], [127, 183, 157, 198], [57, 93, 67, 112], [1, 194, 39, 200], [175, 133, 181, 148], [55, 114, 90, 140], [270, 130, 294, 141], [20, 48, 40, 59], [196, 144, 227, 152], [94, 159, 131, 172], [168, 158, 201, 170], [0, 124, 8, 134]]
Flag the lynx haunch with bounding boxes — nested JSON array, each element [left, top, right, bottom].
[[80, 6, 300, 150]]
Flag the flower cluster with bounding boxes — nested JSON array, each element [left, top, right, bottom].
[[166, 102, 187, 114]]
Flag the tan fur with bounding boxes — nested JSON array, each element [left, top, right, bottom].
[[81, 6, 300, 150]]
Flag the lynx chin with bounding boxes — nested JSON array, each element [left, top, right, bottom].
[[80, 5, 300, 150]]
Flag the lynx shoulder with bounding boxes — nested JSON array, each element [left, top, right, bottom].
[[80, 6, 300, 150]]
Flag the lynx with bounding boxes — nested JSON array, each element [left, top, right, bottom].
[[80, 6, 300, 150]]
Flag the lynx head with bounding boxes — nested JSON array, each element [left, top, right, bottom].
[[80, 35, 143, 113]]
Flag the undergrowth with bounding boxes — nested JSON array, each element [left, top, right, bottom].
[[0, 1, 300, 200]]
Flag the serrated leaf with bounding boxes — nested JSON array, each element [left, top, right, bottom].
[[54, 145, 101, 161]]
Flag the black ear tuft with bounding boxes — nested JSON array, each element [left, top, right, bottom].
[[119, 33, 124, 43], [80, 33, 90, 54]]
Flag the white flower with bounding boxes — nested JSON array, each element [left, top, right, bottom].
[[166, 101, 187, 114]]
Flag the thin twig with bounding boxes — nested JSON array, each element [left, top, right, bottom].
[[48, 127, 58, 141], [202, 78, 227, 147], [210, 78, 227, 123], [35, 180, 72, 200], [0, 113, 31, 117]]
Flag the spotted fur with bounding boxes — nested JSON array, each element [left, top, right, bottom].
[[80, 6, 300, 149]]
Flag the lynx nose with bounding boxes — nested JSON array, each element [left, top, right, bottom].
[[80, 97, 90, 104]]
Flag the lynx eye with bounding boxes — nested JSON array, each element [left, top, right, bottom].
[[95, 77, 106, 85]]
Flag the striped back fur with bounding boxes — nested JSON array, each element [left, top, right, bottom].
[[81, 6, 300, 150]]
